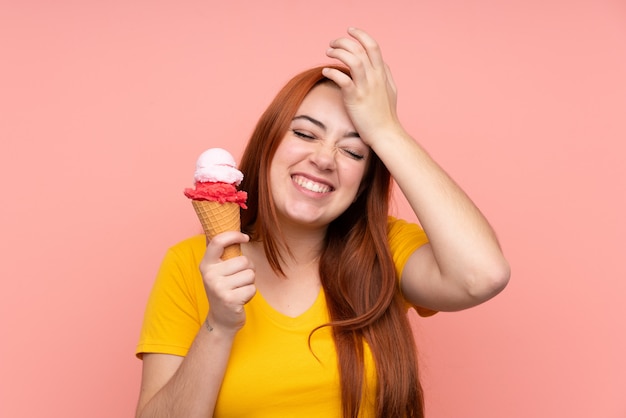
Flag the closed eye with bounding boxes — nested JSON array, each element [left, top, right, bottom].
[[292, 130, 315, 140], [341, 148, 365, 160]]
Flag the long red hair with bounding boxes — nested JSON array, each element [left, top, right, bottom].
[[239, 66, 424, 418]]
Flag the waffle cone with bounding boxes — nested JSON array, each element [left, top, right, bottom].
[[191, 200, 242, 260]]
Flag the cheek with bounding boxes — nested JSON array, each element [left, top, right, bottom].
[[272, 139, 306, 168], [268, 163, 285, 195], [339, 163, 367, 189]]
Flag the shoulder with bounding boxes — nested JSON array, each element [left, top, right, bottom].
[[386, 217, 437, 317], [157, 234, 207, 275], [387, 216, 428, 247], [166, 234, 206, 258], [386, 216, 429, 277]]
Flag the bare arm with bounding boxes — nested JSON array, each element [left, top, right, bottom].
[[136, 326, 234, 417], [376, 129, 510, 311], [136, 232, 255, 417], [324, 28, 510, 311]]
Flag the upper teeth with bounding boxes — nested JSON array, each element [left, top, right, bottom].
[[294, 176, 331, 193]]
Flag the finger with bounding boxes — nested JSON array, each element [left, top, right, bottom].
[[326, 46, 368, 83], [346, 27, 385, 70], [203, 265, 255, 305], [328, 36, 369, 63], [321, 67, 354, 91], [384, 63, 397, 94], [209, 256, 254, 282], [211, 272, 255, 305], [204, 231, 249, 262], [327, 34, 372, 81], [231, 283, 257, 305], [224, 266, 256, 289]]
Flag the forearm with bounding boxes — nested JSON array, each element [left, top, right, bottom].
[[373, 127, 509, 293], [137, 320, 234, 418]]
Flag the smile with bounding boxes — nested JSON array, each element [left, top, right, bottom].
[[292, 175, 333, 193]]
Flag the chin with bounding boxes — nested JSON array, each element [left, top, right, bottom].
[[280, 209, 328, 228]]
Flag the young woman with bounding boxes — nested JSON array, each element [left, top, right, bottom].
[[135, 28, 510, 418]]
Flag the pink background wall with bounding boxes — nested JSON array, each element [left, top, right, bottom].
[[1, 0, 624, 417]]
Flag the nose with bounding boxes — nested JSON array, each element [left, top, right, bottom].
[[309, 142, 336, 171]]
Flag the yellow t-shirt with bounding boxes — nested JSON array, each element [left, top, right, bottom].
[[136, 216, 432, 417]]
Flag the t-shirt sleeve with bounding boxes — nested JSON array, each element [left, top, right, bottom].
[[135, 235, 209, 358], [387, 217, 438, 317]]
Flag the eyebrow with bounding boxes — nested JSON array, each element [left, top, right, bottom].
[[292, 115, 360, 138]]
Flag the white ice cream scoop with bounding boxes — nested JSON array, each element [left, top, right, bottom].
[[193, 148, 244, 185]]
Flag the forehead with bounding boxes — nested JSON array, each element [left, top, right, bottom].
[[295, 83, 351, 125]]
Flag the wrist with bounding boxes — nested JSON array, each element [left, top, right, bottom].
[[367, 124, 411, 153], [203, 313, 241, 340]]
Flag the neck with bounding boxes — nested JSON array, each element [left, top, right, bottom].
[[250, 222, 326, 272], [279, 228, 325, 269]]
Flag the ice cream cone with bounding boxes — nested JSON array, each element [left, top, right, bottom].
[[191, 199, 242, 260]]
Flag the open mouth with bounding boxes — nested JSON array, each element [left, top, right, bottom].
[[292, 175, 334, 193]]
